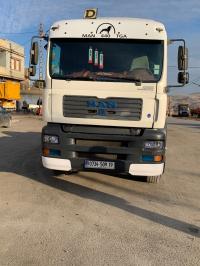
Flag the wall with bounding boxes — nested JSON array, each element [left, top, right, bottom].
[[0, 51, 6, 68], [0, 39, 24, 81]]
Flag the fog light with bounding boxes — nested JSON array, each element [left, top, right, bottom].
[[142, 155, 154, 162], [144, 141, 164, 149], [49, 149, 61, 156], [43, 134, 59, 144]]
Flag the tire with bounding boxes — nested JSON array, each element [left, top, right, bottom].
[[53, 170, 65, 176], [53, 170, 78, 176], [65, 170, 78, 175], [146, 175, 162, 183]]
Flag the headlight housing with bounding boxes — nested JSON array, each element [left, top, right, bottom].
[[43, 135, 59, 144], [144, 141, 164, 150]]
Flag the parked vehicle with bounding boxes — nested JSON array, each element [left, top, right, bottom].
[[0, 106, 12, 127], [29, 9, 189, 183], [178, 104, 190, 117], [191, 107, 200, 117]]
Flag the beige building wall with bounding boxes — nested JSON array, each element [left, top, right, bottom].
[[0, 39, 25, 81]]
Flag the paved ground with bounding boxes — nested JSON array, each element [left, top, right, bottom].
[[0, 115, 199, 266]]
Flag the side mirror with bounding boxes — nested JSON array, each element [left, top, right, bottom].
[[30, 42, 39, 65], [29, 65, 36, 76], [178, 71, 189, 84], [178, 46, 188, 71]]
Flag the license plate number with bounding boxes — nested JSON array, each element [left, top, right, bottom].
[[84, 160, 115, 170]]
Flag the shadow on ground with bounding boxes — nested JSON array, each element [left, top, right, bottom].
[[0, 130, 199, 238]]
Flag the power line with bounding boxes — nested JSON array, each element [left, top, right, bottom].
[[192, 76, 200, 82], [168, 66, 200, 68], [192, 82, 200, 87], [0, 31, 37, 35]]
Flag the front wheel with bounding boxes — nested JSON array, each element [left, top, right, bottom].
[[146, 175, 162, 183], [53, 170, 78, 176], [53, 170, 65, 176], [65, 170, 78, 175]]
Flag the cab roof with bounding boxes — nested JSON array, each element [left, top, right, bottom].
[[49, 17, 167, 40]]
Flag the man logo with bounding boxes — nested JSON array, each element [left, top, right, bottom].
[[100, 26, 112, 34], [96, 23, 116, 36], [84, 9, 98, 19]]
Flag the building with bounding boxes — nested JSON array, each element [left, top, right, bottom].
[[0, 39, 24, 81], [0, 39, 25, 109]]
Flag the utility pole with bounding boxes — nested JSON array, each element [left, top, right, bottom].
[[39, 23, 44, 88]]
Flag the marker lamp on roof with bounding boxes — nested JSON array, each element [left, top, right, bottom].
[[144, 141, 164, 149], [43, 135, 59, 144], [84, 9, 98, 19]]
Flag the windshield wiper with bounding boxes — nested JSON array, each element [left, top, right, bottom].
[[95, 74, 142, 84], [53, 72, 142, 84], [64, 75, 95, 81]]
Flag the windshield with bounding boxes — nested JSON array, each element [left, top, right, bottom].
[[49, 38, 164, 83]]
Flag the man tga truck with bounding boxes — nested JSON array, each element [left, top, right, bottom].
[[29, 9, 189, 183]]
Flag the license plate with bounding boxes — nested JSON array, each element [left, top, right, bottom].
[[84, 160, 115, 170]]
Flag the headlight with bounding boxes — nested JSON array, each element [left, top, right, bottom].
[[144, 141, 164, 149], [43, 135, 59, 144]]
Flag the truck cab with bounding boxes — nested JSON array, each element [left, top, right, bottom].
[[29, 10, 188, 183]]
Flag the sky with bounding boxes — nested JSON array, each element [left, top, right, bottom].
[[0, 0, 200, 95]]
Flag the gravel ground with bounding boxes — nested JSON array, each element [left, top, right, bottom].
[[0, 115, 199, 266]]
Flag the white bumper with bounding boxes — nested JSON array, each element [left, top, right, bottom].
[[129, 163, 164, 176], [42, 156, 72, 171], [42, 157, 164, 176]]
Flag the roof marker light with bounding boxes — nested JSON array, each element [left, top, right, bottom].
[[84, 9, 98, 19], [156, 27, 163, 32]]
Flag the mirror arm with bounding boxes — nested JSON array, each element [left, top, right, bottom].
[[167, 84, 185, 90], [169, 39, 186, 47]]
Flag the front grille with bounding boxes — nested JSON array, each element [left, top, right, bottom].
[[63, 96, 142, 121], [77, 152, 118, 160], [76, 139, 123, 147], [75, 139, 128, 160]]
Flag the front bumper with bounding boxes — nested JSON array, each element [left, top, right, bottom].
[[42, 156, 164, 176], [42, 123, 166, 176]]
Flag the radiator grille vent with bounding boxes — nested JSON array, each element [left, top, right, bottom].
[[63, 96, 142, 121]]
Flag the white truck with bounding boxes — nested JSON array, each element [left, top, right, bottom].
[[29, 9, 189, 183]]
